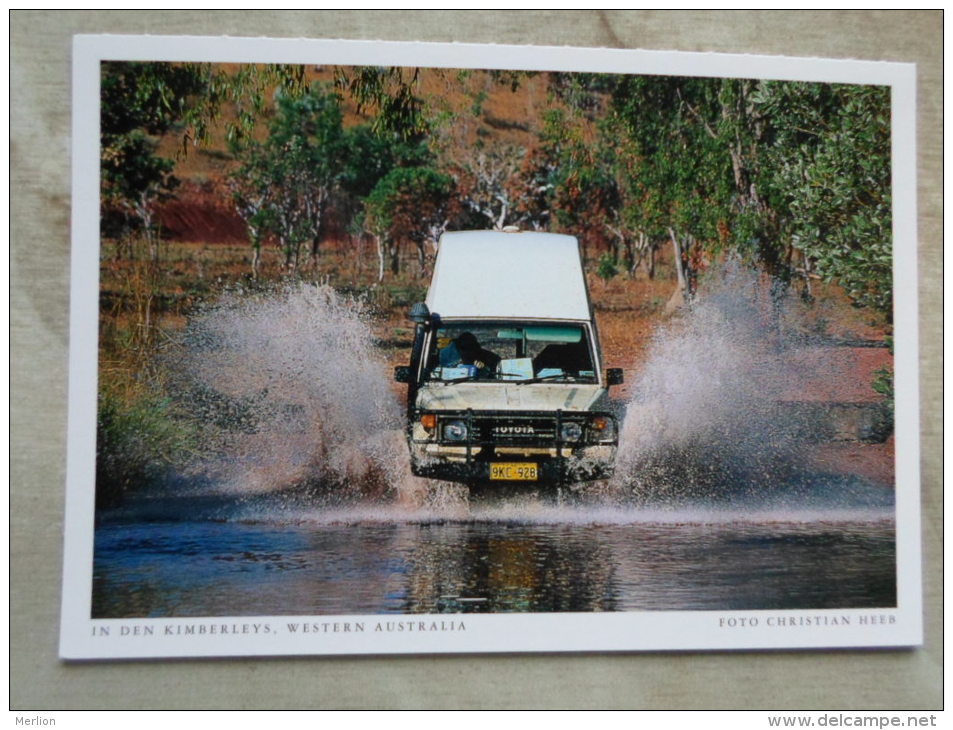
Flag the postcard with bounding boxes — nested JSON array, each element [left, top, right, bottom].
[[60, 35, 921, 659]]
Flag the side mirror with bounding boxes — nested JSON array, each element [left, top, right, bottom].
[[394, 366, 412, 383], [606, 368, 624, 386], [408, 302, 430, 324]]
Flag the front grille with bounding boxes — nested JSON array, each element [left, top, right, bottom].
[[433, 412, 595, 447], [470, 416, 558, 444], [412, 410, 618, 450]]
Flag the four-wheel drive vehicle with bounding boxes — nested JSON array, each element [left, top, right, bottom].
[[395, 230, 624, 487]]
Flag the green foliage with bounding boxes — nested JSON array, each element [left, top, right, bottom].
[[596, 253, 620, 283], [229, 84, 348, 269], [100, 62, 307, 241], [339, 124, 431, 199], [101, 130, 178, 217], [96, 382, 201, 508], [469, 89, 489, 118], [102, 63, 893, 318], [872, 365, 894, 402], [759, 83, 893, 314], [537, 109, 619, 253], [364, 166, 457, 238], [606, 75, 892, 316], [334, 66, 431, 142], [364, 166, 458, 277], [339, 124, 401, 199], [100, 62, 206, 236], [228, 77, 440, 272], [548, 72, 617, 117], [183, 63, 307, 149], [610, 77, 740, 247], [101, 61, 207, 139]]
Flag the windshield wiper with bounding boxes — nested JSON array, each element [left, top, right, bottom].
[[436, 372, 589, 386], [441, 371, 539, 386], [440, 374, 484, 386], [512, 373, 574, 385]]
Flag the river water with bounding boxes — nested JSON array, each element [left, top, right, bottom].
[[92, 480, 896, 618], [92, 274, 897, 619]]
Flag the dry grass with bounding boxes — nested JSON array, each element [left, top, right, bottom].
[[101, 233, 887, 378]]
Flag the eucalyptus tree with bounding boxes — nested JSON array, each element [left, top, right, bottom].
[[363, 166, 458, 281], [451, 142, 529, 230], [608, 76, 741, 299], [101, 62, 307, 261], [532, 108, 621, 263], [100, 62, 206, 259], [333, 65, 432, 144], [755, 81, 892, 316], [229, 84, 348, 272], [605, 74, 892, 315]]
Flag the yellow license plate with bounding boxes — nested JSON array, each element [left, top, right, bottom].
[[490, 463, 538, 481]]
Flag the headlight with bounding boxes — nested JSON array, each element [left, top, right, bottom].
[[588, 415, 616, 442], [443, 420, 469, 442], [560, 421, 584, 443]]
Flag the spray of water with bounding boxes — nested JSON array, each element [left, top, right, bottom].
[[612, 261, 828, 504], [170, 283, 425, 502], [153, 264, 888, 524]]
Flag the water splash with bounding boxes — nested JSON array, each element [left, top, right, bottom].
[[169, 283, 424, 501], [151, 264, 890, 522], [613, 261, 845, 503]]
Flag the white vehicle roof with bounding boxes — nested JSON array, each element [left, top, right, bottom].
[[426, 230, 592, 321]]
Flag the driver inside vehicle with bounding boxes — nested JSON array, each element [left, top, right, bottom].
[[533, 340, 592, 375], [439, 331, 501, 375]]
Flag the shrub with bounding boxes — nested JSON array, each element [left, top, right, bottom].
[[95, 380, 200, 508]]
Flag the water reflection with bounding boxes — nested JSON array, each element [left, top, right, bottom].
[[397, 524, 618, 613], [92, 498, 895, 618]]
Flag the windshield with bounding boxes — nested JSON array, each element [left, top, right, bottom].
[[424, 322, 597, 384]]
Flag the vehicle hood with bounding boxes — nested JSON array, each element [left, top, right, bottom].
[[415, 383, 607, 412]]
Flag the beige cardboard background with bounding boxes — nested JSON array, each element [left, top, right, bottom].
[[11, 10, 942, 709]]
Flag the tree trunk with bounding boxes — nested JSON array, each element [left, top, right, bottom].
[[375, 234, 386, 284], [389, 240, 400, 276], [802, 249, 813, 299], [665, 228, 689, 314], [135, 192, 160, 265], [143, 215, 159, 265], [669, 228, 687, 294], [496, 201, 508, 230], [310, 235, 320, 263], [415, 238, 429, 277], [281, 237, 296, 272], [310, 207, 324, 261], [354, 233, 365, 276], [251, 241, 261, 280], [627, 231, 644, 276]]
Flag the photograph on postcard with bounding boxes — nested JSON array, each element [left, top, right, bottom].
[[61, 36, 920, 658]]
